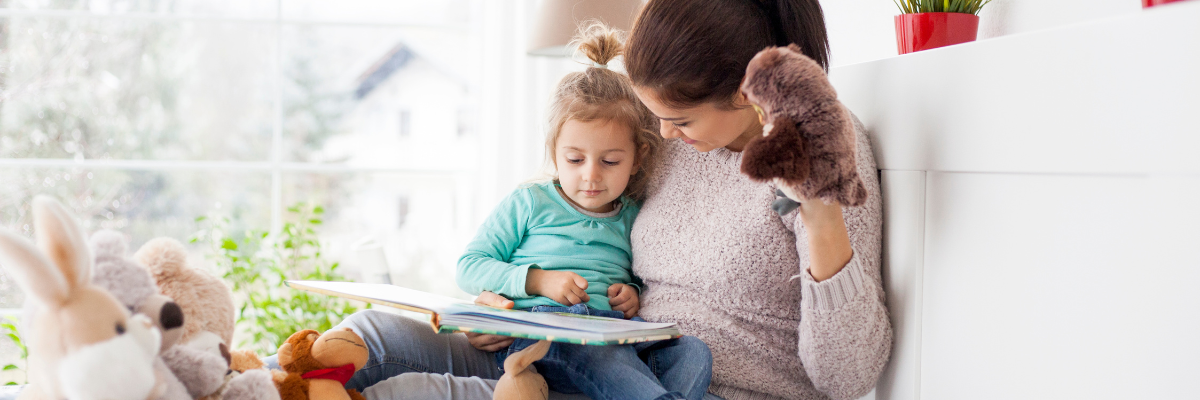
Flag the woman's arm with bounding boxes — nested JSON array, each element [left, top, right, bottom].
[[779, 183, 854, 282], [784, 123, 893, 400]]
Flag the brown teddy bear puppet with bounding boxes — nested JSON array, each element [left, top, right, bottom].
[[739, 44, 868, 211], [275, 328, 369, 400]]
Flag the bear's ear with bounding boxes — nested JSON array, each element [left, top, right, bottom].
[[285, 329, 319, 346], [740, 116, 810, 183], [786, 43, 802, 54], [277, 342, 294, 366]]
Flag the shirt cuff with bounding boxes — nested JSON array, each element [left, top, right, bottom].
[[502, 263, 537, 299], [799, 251, 868, 312]]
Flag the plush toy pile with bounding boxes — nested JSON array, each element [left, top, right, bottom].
[[0, 196, 367, 400]]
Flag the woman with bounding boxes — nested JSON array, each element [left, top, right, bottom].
[[327, 1, 891, 399]]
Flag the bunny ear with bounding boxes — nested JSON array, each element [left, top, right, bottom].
[[32, 196, 93, 290], [0, 229, 70, 305], [503, 340, 551, 373]]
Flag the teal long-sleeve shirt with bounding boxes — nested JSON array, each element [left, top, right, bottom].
[[457, 181, 640, 310]]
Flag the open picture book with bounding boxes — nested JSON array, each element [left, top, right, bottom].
[[286, 280, 682, 345]]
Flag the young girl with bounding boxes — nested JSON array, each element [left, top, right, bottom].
[[456, 24, 712, 400]]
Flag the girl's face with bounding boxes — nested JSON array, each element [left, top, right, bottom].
[[633, 86, 762, 152], [554, 118, 639, 213]]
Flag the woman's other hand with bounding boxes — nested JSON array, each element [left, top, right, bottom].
[[466, 291, 516, 352], [525, 268, 590, 306], [607, 283, 640, 319]]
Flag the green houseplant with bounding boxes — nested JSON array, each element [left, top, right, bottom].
[[191, 202, 368, 354], [893, 0, 993, 54]]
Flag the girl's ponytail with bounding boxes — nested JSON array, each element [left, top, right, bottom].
[[543, 21, 661, 202], [572, 21, 625, 69]]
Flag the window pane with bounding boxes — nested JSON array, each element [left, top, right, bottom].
[[0, 167, 273, 309], [280, 24, 479, 167], [282, 172, 472, 299], [0, 17, 276, 161], [7, 0, 277, 18], [282, 0, 472, 25]]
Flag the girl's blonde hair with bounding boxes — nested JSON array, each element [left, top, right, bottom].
[[544, 21, 662, 202]]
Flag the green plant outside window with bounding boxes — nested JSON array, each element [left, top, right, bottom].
[[191, 202, 369, 355]]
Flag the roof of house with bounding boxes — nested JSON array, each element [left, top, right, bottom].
[[354, 43, 416, 99]]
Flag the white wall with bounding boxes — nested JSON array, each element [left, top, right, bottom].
[[823, 0, 1142, 67]]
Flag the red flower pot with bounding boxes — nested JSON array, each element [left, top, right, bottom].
[[895, 12, 980, 54], [1143, 0, 1187, 7]]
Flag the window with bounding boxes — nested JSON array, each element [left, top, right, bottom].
[[457, 106, 476, 137], [399, 109, 412, 138], [397, 196, 410, 228], [0, 1, 487, 314]]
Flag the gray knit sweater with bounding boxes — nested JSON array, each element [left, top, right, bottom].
[[631, 119, 891, 400]]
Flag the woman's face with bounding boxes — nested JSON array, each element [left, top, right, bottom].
[[633, 86, 762, 152]]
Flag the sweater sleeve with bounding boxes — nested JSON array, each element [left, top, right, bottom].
[[787, 119, 893, 400], [456, 189, 537, 299]]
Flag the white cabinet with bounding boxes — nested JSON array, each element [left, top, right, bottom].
[[835, 3, 1200, 398]]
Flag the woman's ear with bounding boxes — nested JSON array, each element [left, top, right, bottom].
[[732, 90, 753, 108]]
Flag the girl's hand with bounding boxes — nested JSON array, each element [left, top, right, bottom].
[[466, 291, 516, 352], [526, 269, 590, 306], [607, 283, 640, 319]]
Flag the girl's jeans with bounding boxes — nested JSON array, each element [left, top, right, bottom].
[[494, 304, 713, 400], [285, 309, 725, 400]]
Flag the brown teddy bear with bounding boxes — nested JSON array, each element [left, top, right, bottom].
[[134, 237, 236, 347], [274, 328, 369, 400], [739, 44, 867, 211]]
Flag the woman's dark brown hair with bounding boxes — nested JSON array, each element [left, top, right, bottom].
[[625, 0, 830, 109]]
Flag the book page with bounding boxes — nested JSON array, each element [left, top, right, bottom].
[[286, 280, 470, 315]]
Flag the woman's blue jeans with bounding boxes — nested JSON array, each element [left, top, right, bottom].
[[281, 309, 725, 400]]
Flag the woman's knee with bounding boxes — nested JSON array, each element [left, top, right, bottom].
[[337, 310, 439, 362]]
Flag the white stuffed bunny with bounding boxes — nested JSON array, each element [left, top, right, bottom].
[[0, 196, 161, 400]]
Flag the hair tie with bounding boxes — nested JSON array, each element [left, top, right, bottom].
[[591, 61, 608, 69]]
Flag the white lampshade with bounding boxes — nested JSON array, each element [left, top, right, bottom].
[[527, 0, 645, 57]]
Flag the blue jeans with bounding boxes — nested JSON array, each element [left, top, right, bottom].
[[268, 309, 724, 400], [496, 304, 712, 400]]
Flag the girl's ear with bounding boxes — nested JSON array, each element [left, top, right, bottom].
[[631, 142, 648, 175]]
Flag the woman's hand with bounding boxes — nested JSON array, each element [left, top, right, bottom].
[[466, 291, 516, 352], [525, 268, 590, 306], [607, 283, 640, 319], [775, 178, 854, 282]]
